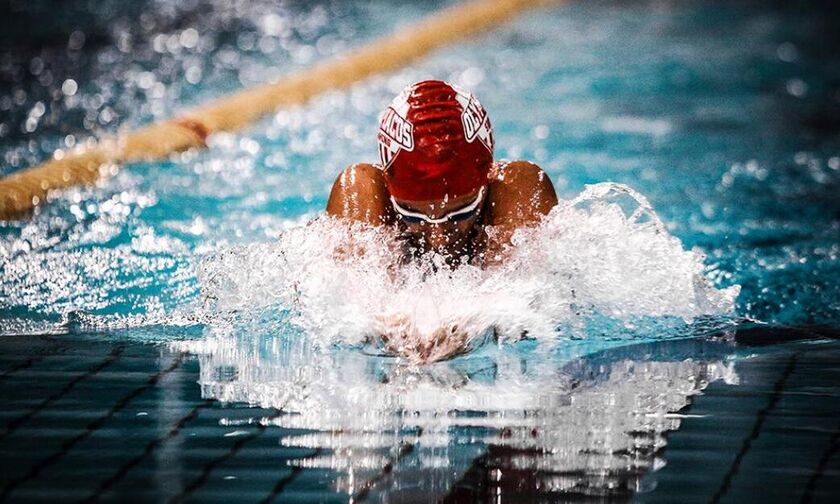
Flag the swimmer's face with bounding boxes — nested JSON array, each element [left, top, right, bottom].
[[392, 187, 485, 254]]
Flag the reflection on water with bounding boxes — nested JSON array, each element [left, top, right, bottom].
[[176, 333, 738, 500]]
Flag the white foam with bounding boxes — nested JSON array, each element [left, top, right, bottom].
[[197, 182, 740, 362]]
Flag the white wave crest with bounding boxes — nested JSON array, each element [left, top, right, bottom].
[[197, 182, 740, 362]]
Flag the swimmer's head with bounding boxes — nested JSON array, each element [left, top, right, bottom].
[[377, 80, 494, 203]]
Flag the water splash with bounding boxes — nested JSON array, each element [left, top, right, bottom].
[[197, 182, 740, 362]]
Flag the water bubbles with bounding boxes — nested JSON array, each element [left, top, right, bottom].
[[150, 82, 167, 101], [259, 13, 289, 37], [151, 34, 167, 54], [257, 35, 277, 55], [777, 42, 798, 62], [28, 101, 46, 118], [315, 33, 344, 56], [292, 44, 317, 64], [185, 65, 202, 84], [61, 79, 78, 96], [701, 201, 716, 219], [136, 71, 156, 90], [116, 32, 133, 53], [68, 30, 86, 51], [458, 66, 485, 88], [98, 107, 116, 125], [215, 48, 240, 67], [238, 137, 261, 155], [532, 124, 550, 140], [179, 28, 200, 49], [165, 34, 183, 53], [786, 78, 808, 98], [29, 57, 44, 76], [13, 89, 27, 106], [237, 32, 257, 51], [23, 117, 38, 133], [718, 159, 770, 191]]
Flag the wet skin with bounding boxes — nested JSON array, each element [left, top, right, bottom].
[[326, 160, 558, 266]]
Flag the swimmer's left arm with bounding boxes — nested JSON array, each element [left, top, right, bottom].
[[480, 160, 558, 264]]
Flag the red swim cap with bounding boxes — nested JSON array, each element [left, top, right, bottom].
[[378, 80, 494, 202]]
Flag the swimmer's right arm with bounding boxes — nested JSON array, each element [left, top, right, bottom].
[[326, 163, 395, 226], [480, 160, 558, 265]]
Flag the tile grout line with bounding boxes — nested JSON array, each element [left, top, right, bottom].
[[799, 418, 840, 504], [0, 345, 126, 442], [79, 398, 217, 504], [352, 426, 423, 503], [167, 408, 284, 504], [0, 353, 185, 503], [710, 352, 800, 504]]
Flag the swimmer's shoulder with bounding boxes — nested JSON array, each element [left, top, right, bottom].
[[326, 163, 393, 225], [484, 159, 558, 225]]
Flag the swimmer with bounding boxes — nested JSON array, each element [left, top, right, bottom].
[[326, 80, 558, 266]]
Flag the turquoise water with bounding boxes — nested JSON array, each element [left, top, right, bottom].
[[1, 0, 840, 501], [2, 0, 839, 330]]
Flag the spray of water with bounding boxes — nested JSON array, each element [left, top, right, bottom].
[[197, 182, 740, 363]]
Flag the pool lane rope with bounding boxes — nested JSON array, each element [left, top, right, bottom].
[[0, 0, 556, 220]]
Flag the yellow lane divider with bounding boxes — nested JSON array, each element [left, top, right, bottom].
[[0, 0, 555, 220]]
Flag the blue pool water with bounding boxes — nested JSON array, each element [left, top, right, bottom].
[[1, 0, 840, 502]]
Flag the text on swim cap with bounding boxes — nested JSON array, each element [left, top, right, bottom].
[[461, 95, 493, 153], [379, 107, 414, 151]]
